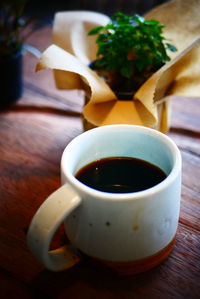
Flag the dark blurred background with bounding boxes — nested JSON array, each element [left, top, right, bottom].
[[25, 0, 169, 23]]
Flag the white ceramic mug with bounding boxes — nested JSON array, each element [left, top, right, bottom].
[[27, 125, 181, 275]]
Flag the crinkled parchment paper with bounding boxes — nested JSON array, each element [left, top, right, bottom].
[[36, 0, 200, 132]]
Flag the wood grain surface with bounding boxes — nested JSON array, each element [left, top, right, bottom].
[[0, 25, 199, 299]]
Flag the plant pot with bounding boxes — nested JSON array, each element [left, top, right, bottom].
[[0, 51, 23, 108], [114, 91, 134, 100], [83, 66, 171, 132], [82, 90, 171, 133], [82, 90, 135, 131]]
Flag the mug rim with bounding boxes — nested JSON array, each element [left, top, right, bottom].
[[61, 125, 182, 201]]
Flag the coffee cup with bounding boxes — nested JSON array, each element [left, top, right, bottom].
[[27, 125, 181, 275]]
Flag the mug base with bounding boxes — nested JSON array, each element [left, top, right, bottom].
[[82, 236, 176, 275]]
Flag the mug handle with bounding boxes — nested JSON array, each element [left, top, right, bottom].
[[27, 184, 82, 271]]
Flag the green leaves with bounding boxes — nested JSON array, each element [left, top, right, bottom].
[[166, 43, 177, 52], [88, 12, 177, 81], [0, 0, 30, 56], [88, 26, 104, 35]]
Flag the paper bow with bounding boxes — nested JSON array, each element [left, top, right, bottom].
[[36, 0, 200, 132]]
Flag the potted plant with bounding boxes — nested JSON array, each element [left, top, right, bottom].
[[88, 12, 177, 100], [0, 0, 32, 107]]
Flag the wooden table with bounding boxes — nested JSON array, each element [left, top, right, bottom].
[[0, 25, 200, 299]]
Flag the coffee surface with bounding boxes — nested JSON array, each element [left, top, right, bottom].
[[75, 157, 167, 193]]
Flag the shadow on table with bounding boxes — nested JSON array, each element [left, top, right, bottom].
[[30, 258, 166, 298], [0, 104, 81, 117]]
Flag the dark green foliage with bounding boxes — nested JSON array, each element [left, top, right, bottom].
[[0, 0, 31, 57], [88, 12, 177, 92]]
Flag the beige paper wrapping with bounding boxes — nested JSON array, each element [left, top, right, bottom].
[[36, 0, 200, 132]]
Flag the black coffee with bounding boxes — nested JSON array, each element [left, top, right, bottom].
[[75, 157, 167, 193]]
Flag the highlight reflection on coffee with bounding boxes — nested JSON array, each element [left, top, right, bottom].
[[75, 157, 167, 193]]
